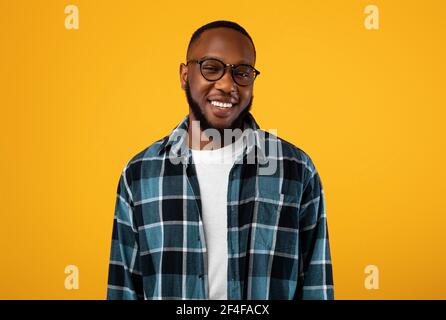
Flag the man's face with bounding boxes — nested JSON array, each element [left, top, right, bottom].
[[180, 28, 256, 132]]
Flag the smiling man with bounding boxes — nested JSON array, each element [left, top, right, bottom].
[[107, 20, 334, 300]]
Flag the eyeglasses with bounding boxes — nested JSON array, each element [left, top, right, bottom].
[[186, 58, 260, 86]]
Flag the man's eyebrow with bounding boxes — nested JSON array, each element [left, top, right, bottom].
[[199, 55, 253, 66]]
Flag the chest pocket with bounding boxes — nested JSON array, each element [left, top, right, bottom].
[[252, 192, 300, 256]]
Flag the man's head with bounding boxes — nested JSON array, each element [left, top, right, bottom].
[[180, 21, 258, 134]]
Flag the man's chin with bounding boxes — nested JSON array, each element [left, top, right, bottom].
[[203, 114, 240, 131]]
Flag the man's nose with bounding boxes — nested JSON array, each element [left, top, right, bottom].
[[214, 67, 236, 92]]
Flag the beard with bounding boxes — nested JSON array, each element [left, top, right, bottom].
[[184, 81, 253, 136]]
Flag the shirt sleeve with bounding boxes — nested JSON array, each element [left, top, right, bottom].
[[294, 166, 334, 300], [107, 167, 144, 300]]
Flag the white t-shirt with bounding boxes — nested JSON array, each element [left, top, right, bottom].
[[191, 137, 245, 300]]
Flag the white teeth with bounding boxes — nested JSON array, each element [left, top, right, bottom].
[[210, 100, 233, 108]]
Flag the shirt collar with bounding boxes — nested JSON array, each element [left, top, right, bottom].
[[157, 112, 266, 162]]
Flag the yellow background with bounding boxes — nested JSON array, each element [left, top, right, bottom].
[[1, 0, 445, 299]]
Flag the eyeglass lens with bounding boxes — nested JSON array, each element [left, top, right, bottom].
[[200, 59, 256, 86]]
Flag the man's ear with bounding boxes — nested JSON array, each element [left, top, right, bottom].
[[179, 63, 188, 90]]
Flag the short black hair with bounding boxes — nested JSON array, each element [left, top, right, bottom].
[[186, 20, 256, 61]]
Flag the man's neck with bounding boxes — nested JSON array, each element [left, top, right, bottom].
[[187, 117, 244, 151]]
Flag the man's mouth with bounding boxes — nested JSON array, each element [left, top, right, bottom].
[[210, 100, 233, 109], [208, 97, 239, 109], [206, 99, 238, 118]]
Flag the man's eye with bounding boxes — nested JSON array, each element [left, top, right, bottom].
[[235, 72, 249, 78], [203, 67, 220, 72]]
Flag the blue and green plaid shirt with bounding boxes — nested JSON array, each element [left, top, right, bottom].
[[107, 112, 334, 300]]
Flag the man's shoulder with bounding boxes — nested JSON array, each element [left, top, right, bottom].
[[261, 129, 318, 174], [121, 137, 167, 175]]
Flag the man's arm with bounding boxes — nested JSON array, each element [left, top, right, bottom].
[[107, 167, 144, 299], [295, 167, 334, 300]]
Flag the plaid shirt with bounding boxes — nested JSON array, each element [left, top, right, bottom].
[[107, 112, 334, 300]]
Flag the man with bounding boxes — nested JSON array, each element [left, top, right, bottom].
[[107, 20, 334, 300]]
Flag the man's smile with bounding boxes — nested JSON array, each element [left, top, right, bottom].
[[206, 99, 237, 117], [210, 100, 233, 108]]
